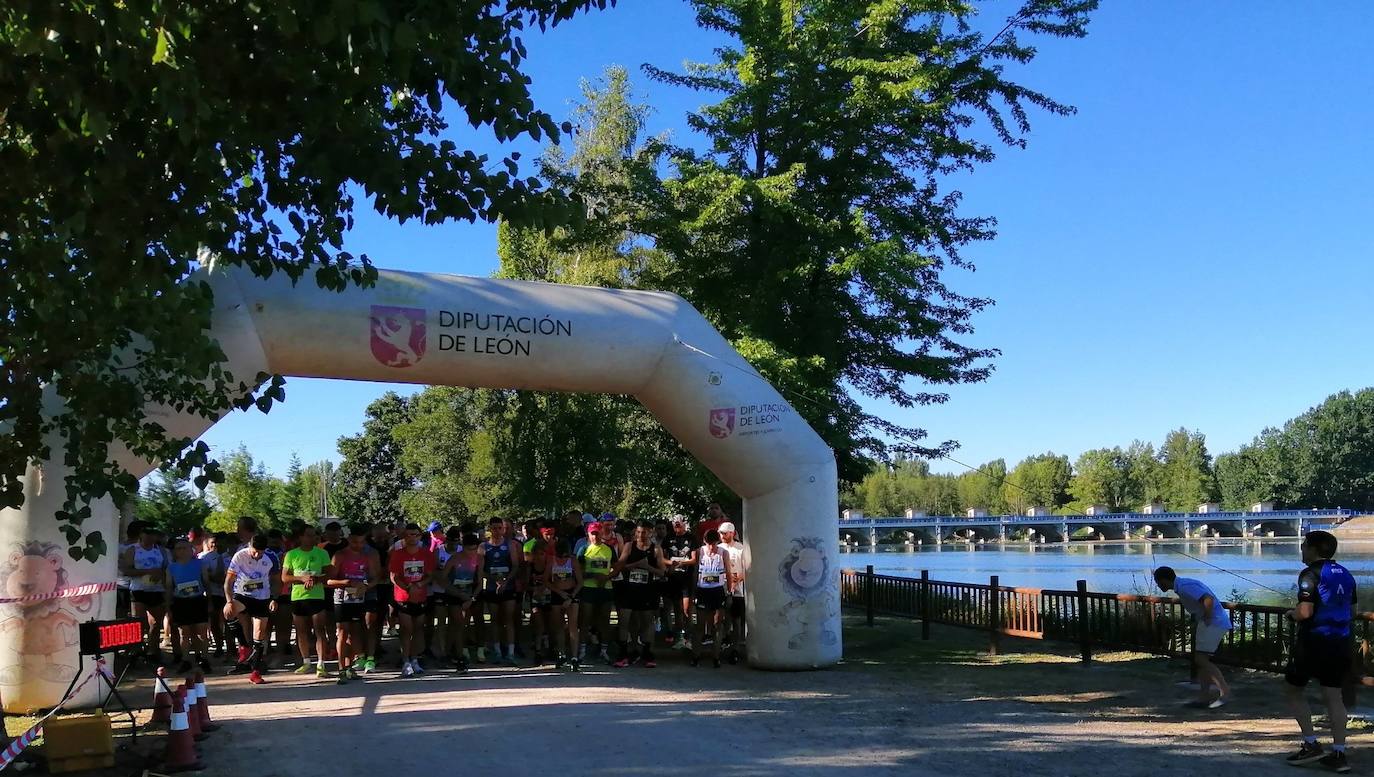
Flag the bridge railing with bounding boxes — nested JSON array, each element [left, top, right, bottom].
[[841, 508, 1355, 524], [840, 566, 1374, 674]]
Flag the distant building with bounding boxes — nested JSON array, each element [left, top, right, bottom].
[[1197, 502, 1221, 514], [1142, 501, 1167, 515], [1250, 501, 1275, 513], [1025, 506, 1053, 517], [967, 508, 988, 518], [1085, 504, 1110, 516], [904, 508, 927, 519]]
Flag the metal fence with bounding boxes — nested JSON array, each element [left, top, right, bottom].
[[840, 566, 1374, 673]]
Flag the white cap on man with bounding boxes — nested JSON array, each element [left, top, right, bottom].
[[720, 522, 736, 534]]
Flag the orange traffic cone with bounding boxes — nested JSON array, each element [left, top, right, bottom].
[[163, 687, 204, 772], [182, 681, 206, 742], [148, 667, 173, 727], [193, 669, 219, 732]]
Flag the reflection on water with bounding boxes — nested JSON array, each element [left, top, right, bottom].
[[839, 539, 1374, 603]]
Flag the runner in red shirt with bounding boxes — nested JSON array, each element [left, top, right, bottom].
[[388, 523, 436, 677], [696, 503, 728, 544]]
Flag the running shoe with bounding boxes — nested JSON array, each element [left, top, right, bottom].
[[401, 661, 415, 678], [1318, 751, 1351, 773], [237, 645, 250, 664], [612, 657, 630, 669], [336, 673, 349, 686], [248, 670, 265, 685], [413, 660, 426, 675], [294, 662, 314, 674], [362, 655, 376, 674], [316, 665, 329, 679], [643, 656, 657, 669], [503, 653, 519, 667], [1286, 742, 1324, 765], [570, 658, 581, 673], [197, 657, 212, 673], [348, 667, 360, 681], [455, 658, 469, 674], [226, 662, 251, 675], [554, 655, 568, 670], [1206, 696, 1227, 710]]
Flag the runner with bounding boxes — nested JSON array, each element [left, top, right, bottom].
[[443, 531, 483, 672], [696, 503, 728, 544], [265, 529, 292, 659], [321, 522, 348, 557], [115, 521, 141, 619], [389, 523, 437, 677], [365, 522, 394, 672], [661, 516, 697, 650], [283, 525, 333, 679], [690, 529, 732, 668], [327, 526, 380, 685], [479, 517, 523, 666], [1153, 566, 1230, 708], [523, 520, 557, 663], [426, 526, 459, 663], [120, 522, 168, 664], [577, 521, 615, 664], [426, 521, 446, 552], [223, 533, 279, 684], [610, 519, 634, 665], [612, 520, 665, 668], [719, 521, 747, 664], [200, 533, 229, 657], [166, 538, 211, 673], [547, 538, 583, 671], [1283, 530, 1357, 773]]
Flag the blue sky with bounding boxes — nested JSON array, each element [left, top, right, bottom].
[[195, 1, 1374, 481]]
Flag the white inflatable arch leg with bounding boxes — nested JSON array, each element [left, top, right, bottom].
[[2, 266, 841, 708]]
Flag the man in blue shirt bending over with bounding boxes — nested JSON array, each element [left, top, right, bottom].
[[1154, 566, 1232, 709], [1283, 530, 1356, 774]]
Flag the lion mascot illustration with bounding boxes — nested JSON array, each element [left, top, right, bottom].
[[0, 542, 94, 685], [773, 537, 839, 650]]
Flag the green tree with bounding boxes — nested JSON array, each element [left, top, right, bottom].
[[297, 460, 338, 523], [1156, 428, 1217, 511], [136, 469, 212, 535], [643, 0, 1096, 482], [0, 0, 609, 557], [334, 393, 414, 526], [956, 459, 1009, 515], [275, 453, 306, 521], [206, 446, 280, 532], [1068, 447, 1132, 512], [1122, 440, 1163, 509], [1003, 453, 1071, 514]]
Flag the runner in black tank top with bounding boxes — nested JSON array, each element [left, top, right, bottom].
[[612, 521, 666, 668]]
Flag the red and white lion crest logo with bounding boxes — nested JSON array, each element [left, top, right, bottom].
[[370, 306, 427, 368], [709, 407, 736, 439]]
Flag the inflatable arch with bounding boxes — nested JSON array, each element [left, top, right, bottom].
[[0, 266, 841, 710]]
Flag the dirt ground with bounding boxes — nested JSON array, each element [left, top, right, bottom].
[[13, 616, 1373, 776]]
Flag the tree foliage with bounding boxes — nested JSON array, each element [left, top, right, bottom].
[[333, 393, 414, 527], [206, 446, 282, 532], [0, 0, 609, 556], [135, 469, 212, 535]]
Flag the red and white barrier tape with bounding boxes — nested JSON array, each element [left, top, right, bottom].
[[0, 582, 115, 605], [0, 658, 112, 771]]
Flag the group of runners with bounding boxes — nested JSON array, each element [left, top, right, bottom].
[[1157, 529, 1356, 773], [117, 503, 748, 685]]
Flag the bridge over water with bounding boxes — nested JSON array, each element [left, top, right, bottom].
[[838, 508, 1357, 545]]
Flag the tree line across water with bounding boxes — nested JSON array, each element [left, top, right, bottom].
[[845, 388, 1374, 517]]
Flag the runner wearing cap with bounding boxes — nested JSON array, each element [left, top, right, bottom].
[[426, 521, 446, 552], [480, 517, 524, 665], [327, 526, 379, 684], [390, 523, 437, 677], [121, 522, 169, 664], [166, 538, 211, 673], [691, 529, 732, 668], [224, 533, 279, 684], [282, 525, 333, 679], [719, 522, 747, 664], [662, 517, 697, 649], [612, 520, 666, 668], [444, 531, 483, 671], [578, 521, 615, 663], [547, 538, 583, 671]]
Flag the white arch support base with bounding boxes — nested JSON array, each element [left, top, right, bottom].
[[1, 266, 842, 710]]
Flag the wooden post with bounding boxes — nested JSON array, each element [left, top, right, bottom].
[[1076, 579, 1092, 665], [865, 564, 875, 627], [989, 575, 1000, 656], [920, 569, 931, 641]]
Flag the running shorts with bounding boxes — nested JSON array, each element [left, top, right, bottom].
[[1193, 622, 1227, 655], [293, 599, 328, 618], [131, 590, 166, 608], [694, 587, 727, 611], [730, 595, 746, 619], [426, 593, 449, 614], [528, 590, 552, 610], [579, 587, 612, 606], [624, 583, 658, 612], [335, 603, 367, 623], [234, 594, 271, 619], [613, 582, 631, 610], [170, 596, 209, 627], [1286, 634, 1353, 689], [481, 588, 518, 604], [396, 600, 427, 617], [549, 589, 579, 606], [274, 594, 292, 614]]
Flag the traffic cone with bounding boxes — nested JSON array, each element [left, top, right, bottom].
[[182, 680, 206, 742], [193, 669, 219, 732], [148, 667, 173, 727], [163, 687, 204, 772]]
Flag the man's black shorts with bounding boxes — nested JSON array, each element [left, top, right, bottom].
[[234, 594, 271, 619], [131, 590, 166, 608], [335, 602, 367, 623], [170, 596, 208, 627], [292, 599, 328, 617], [695, 587, 727, 612], [481, 588, 518, 604], [1285, 634, 1353, 689], [396, 600, 427, 617]]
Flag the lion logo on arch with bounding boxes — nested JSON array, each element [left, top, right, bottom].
[[370, 305, 427, 368], [0, 542, 93, 684], [773, 536, 839, 650]]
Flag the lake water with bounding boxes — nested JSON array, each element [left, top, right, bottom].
[[838, 539, 1374, 604]]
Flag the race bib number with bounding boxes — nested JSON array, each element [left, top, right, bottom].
[[243, 580, 264, 592], [588, 559, 608, 572], [175, 581, 202, 598], [488, 566, 510, 582], [552, 571, 573, 583], [702, 574, 721, 584], [403, 560, 425, 582], [341, 583, 366, 604], [140, 574, 158, 585], [628, 570, 650, 585]]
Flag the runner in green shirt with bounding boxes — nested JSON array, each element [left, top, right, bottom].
[[282, 526, 333, 678]]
